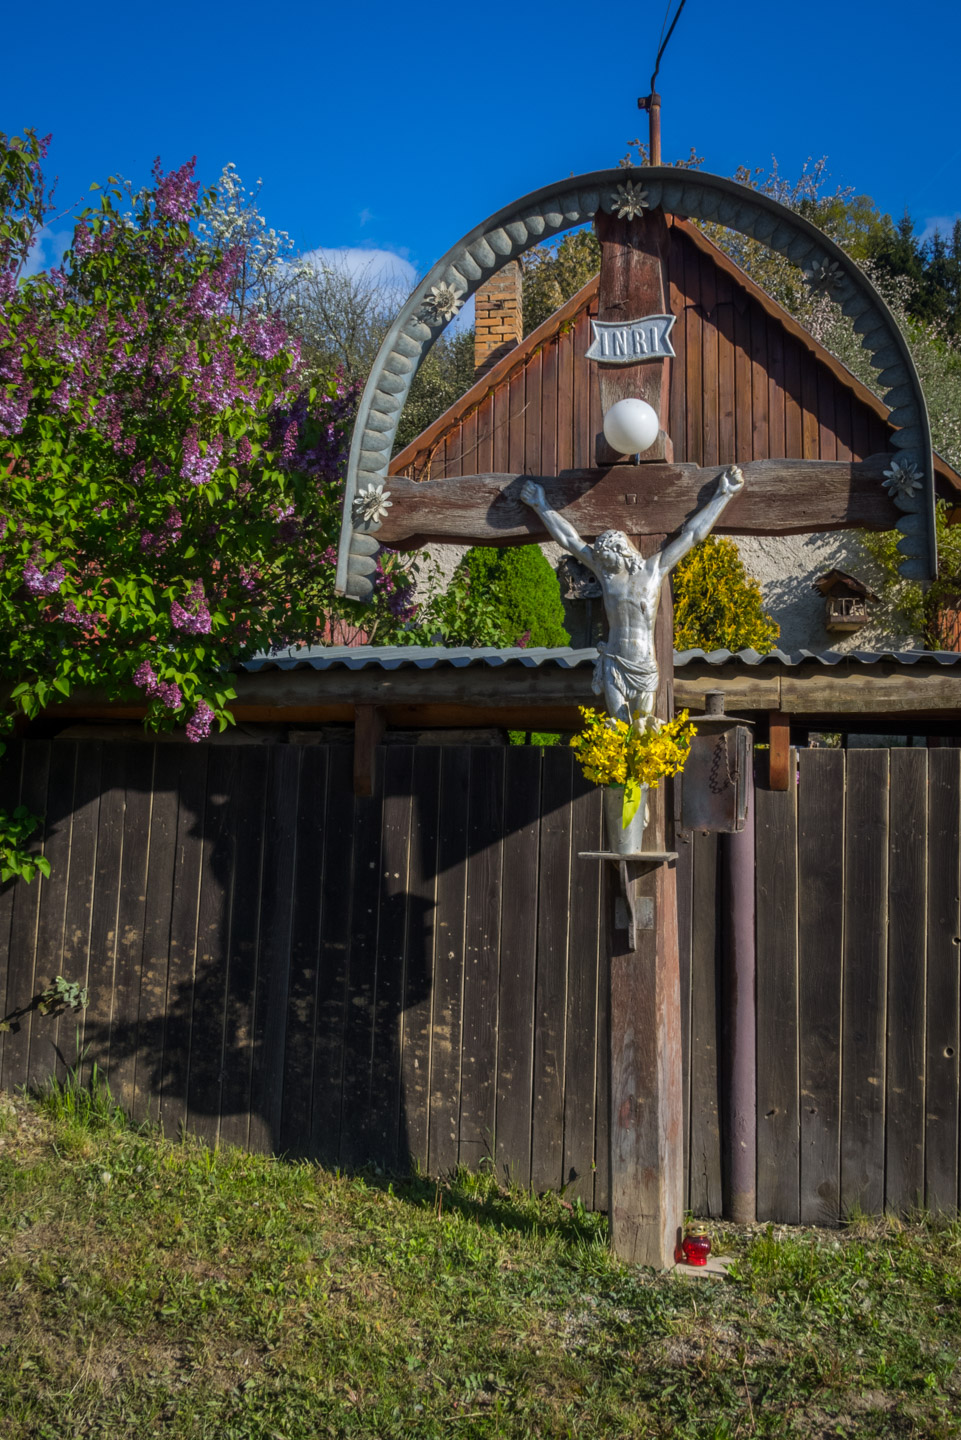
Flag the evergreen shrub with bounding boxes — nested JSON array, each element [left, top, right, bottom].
[[672, 537, 779, 654]]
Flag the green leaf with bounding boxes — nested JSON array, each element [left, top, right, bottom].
[[622, 780, 642, 830]]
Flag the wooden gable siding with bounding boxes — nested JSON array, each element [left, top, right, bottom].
[[668, 224, 890, 468], [390, 220, 911, 485]]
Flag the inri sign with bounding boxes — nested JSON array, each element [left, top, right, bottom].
[[584, 313, 676, 364]]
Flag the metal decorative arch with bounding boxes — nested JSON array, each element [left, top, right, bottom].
[[336, 167, 934, 601]]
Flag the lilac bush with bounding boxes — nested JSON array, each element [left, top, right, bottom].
[[0, 130, 416, 760]]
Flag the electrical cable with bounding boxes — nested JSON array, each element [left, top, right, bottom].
[[655, 0, 673, 54], [650, 0, 687, 93]]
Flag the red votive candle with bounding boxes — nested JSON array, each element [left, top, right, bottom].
[[681, 1225, 711, 1266]]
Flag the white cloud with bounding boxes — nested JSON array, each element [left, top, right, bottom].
[[920, 213, 961, 244], [297, 245, 477, 335], [22, 226, 72, 278], [300, 245, 417, 296]]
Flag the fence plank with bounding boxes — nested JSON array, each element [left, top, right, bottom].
[[494, 746, 541, 1188], [675, 830, 694, 1209], [0, 742, 23, 1079], [219, 748, 268, 1151], [57, 742, 102, 1084], [306, 747, 354, 1164], [689, 828, 723, 1216], [134, 746, 180, 1124], [29, 743, 77, 1090], [1, 743, 50, 1092], [886, 748, 928, 1212], [82, 744, 127, 1087], [400, 747, 441, 1172], [924, 749, 961, 1212], [279, 746, 329, 1157], [798, 749, 844, 1225], [108, 743, 155, 1116], [593, 895, 611, 1215], [248, 747, 301, 1154], [159, 747, 207, 1140], [531, 748, 573, 1192], [339, 748, 383, 1169], [564, 773, 603, 1203], [428, 747, 470, 1176], [756, 774, 800, 1223], [368, 745, 414, 1170], [187, 747, 241, 1145], [459, 747, 505, 1171], [841, 748, 890, 1217]]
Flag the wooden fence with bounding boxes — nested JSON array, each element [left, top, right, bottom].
[[756, 747, 961, 1224], [0, 738, 958, 1223], [0, 739, 619, 1209]]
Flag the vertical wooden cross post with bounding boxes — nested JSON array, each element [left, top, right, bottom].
[[596, 207, 684, 1268]]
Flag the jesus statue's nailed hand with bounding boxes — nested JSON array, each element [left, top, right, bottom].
[[718, 465, 745, 496], [520, 479, 546, 509]]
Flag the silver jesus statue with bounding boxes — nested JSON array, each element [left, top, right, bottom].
[[521, 466, 746, 723]]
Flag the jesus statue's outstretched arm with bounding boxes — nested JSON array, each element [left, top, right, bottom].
[[519, 480, 595, 568], [655, 465, 745, 579]]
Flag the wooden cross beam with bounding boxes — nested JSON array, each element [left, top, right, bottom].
[[375, 456, 901, 550]]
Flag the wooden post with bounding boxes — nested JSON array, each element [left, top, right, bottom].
[[607, 538, 684, 1268], [353, 704, 385, 796], [768, 710, 791, 791], [594, 209, 673, 463], [721, 757, 757, 1223], [592, 210, 684, 1267]]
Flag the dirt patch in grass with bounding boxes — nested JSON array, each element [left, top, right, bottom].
[[0, 1090, 56, 1162]]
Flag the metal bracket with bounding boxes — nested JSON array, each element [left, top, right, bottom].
[[579, 851, 677, 950]]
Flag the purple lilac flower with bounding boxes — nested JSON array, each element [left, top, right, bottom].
[[61, 600, 94, 631], [151, 157, 199, 224], [134, 662, 159, 694], [186, 273, 229, 321], [180, 429, 223, 487], [0, 338, 28, 436], [170, 580, 212, 635], [157, 681, 182, 711], [235, 434, 252, 465], [23, 561, 66, 596], [280, 418, 298, 463], [244, 314, 291, 362], [185, 700, 215, 744], [133, 663, 181, 712]]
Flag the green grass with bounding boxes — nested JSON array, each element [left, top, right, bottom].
[[1, 1081, 960, 1438]]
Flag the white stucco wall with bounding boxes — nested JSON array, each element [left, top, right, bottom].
[[736, 531, 918, 654], [415, 530, 919, 654]]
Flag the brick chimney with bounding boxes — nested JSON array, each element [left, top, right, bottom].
[[474, 261, 523, 377]]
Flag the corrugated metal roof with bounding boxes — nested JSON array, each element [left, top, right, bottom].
[[241, 645, 961, 673]]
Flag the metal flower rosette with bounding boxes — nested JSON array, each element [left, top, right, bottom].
[[570, 708, 696, 855]]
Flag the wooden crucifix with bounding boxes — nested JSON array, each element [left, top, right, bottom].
[[338, 179, 933, 1268], [434, 209, 699, 1266]]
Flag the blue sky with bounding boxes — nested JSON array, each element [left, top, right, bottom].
[[6, 0, 960, 287]]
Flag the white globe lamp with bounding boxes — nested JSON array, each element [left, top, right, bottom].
[[602, 397, 660, 456]]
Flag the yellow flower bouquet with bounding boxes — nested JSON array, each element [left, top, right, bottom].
[[570, 707, 697, 832]]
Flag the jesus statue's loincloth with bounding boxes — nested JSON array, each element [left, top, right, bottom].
[[592, 642, 660, 718]]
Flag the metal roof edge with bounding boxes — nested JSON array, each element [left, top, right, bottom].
[[240, 644, 961, 673]]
